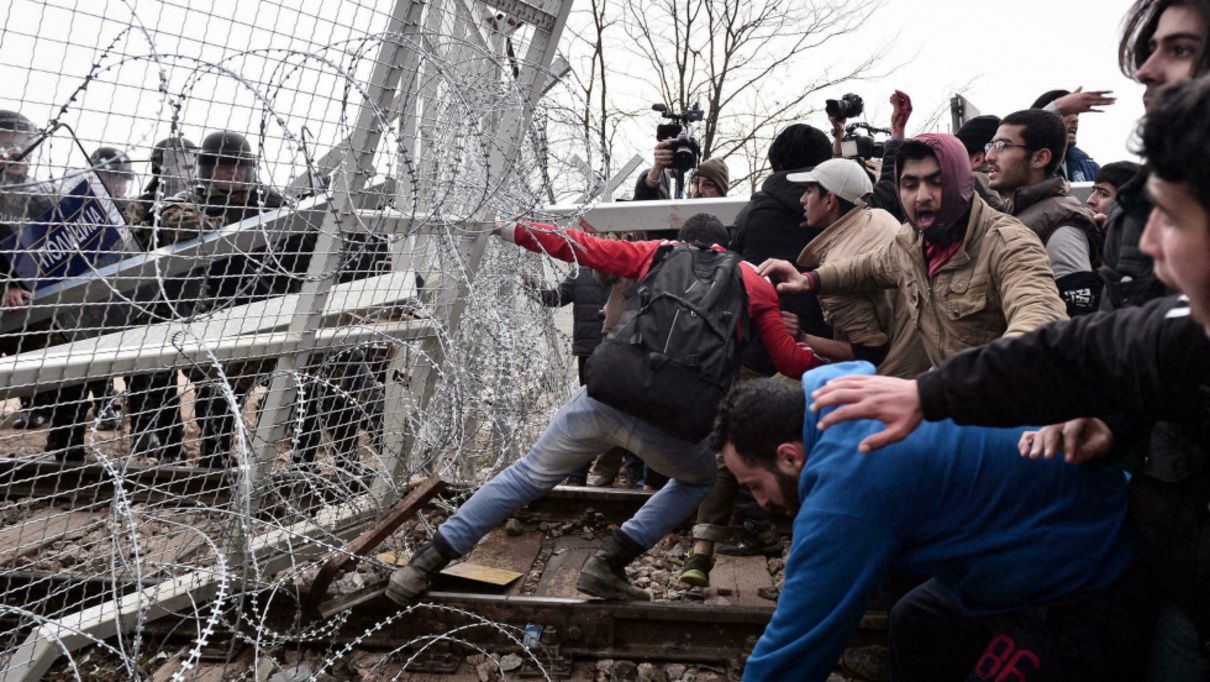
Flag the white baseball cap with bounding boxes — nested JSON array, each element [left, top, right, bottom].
[[787, 158, 873, 204]]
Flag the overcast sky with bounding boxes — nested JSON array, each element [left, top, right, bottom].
[[565, 0, 1147, 196], [0, 0, 1147, 196], [778, 0, 1145, 164]]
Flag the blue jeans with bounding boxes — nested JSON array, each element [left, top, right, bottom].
[[1148, 602, 1210, 682], [437, 387, 716, 554]]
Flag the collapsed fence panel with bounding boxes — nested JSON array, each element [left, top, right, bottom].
[[0, 0, 589, 678]]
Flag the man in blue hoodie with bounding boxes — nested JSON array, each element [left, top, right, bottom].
[[715, 362, 1151, 682]]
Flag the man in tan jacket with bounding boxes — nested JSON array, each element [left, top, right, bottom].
[[761, 134, 1067, 367], [789, 158, 930, 379]]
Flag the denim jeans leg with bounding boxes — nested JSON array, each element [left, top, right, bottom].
[[613, 412, 716, 549], [437, 387, 614, 555]]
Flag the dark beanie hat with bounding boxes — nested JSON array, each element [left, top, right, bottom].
[[955, 115, 1001, 156], [691, 157, 730, 195], [768, 123, 832, 172]]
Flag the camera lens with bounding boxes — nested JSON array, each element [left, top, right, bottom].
[[672, 144, 696, 171]]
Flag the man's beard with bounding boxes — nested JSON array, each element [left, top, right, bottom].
[[765, 469, 801, 517]]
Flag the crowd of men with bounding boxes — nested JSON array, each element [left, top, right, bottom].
[[1, 0, 1207, 679], [388, 0, 1210, 680]]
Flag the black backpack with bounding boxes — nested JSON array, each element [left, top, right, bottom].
[[585, 244, 750, 442]]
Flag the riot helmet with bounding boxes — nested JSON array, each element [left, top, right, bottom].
[[148, 136, 197, 198], [89, 146, 134, 199], [197, 130, 257, 198], [0, 110, 37, 183]]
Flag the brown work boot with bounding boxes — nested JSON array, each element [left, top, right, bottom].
[[576, 532, 651, 601], [386, 536, 460, 605]]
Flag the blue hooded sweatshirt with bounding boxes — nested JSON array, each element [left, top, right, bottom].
[[741, 362, 1133, 682], [1064, 145, 1101, 184]]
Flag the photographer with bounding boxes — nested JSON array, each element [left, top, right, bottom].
[[829, 90, 913, 223]]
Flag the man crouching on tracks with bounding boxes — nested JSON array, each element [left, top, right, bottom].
[[386, 213, 827, 604], [717, 363, 1155, 682]]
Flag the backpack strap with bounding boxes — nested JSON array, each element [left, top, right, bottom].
[[695, 250, 742, 311]]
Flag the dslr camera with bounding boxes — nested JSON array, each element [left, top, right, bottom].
[[652, 102, 704, 172], [825, 93, 865, 120], [840, 122, 892, 161]]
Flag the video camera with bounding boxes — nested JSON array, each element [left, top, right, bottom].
[[840, 122, 892, 161], [652, 102, 703, 172]]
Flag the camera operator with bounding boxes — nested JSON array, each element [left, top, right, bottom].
[[634, 145, 729, 201], [634, 103, 727, 203], [829, 90, 913, 223]]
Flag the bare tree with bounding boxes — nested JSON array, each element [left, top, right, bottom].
[[546, 0, 892, 200], [619, 0, 892, 191]]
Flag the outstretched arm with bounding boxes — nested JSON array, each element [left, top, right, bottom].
[[743, 510, 897, 682], [810, 296, 1209, 452], [498, 222, 661, 281]]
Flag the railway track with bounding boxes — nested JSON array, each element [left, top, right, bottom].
[[0, 470, 886, 680]]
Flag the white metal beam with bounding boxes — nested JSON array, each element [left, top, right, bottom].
[[541, 196, 748, 233], [0, 318, 432, 401]]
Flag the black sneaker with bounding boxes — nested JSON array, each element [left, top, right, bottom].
[[840, 645, 891, 682], [717, 523, 782, 557]]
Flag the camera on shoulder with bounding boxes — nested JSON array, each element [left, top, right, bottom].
[[840, 122, 891, 161]]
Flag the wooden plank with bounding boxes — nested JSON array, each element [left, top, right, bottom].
[[304, 476, 444, 613], [703, 554, 774, 608], [0, 509, 103, 567], [439, 562, 522, 587], [460, 528, 544, 596], [533, 535, 600, 599]]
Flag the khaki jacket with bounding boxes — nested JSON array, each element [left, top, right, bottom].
[[815, 197, 1068, 367], [797, 207, 930, 378]]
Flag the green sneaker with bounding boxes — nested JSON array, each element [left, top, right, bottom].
[[678, 551, 715, 587]]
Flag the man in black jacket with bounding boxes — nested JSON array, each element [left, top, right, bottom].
[[808, 75, 1210, 679], [146, 130, 288, 467]]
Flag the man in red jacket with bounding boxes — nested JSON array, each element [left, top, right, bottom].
[[386, 213, 826, 604]]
